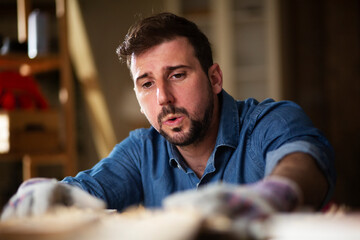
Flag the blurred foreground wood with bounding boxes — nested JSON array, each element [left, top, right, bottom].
[[0, 206, 359, 240]]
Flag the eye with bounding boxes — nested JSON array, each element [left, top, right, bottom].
[[142, 81, 153, 89], [170, 72, 186, 80]]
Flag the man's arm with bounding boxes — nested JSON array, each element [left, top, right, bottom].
[[163, 153, 327, 222], [270, 152, 328, 209]]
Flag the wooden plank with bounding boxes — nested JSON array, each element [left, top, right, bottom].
[[67, 0, 117, 159]]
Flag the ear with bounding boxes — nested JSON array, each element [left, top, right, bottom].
[[208, 63, 223, 94]]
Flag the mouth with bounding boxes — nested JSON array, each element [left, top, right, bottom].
[[162, 114, 184, 127]]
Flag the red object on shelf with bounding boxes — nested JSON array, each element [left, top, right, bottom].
[[0, 71, 49, 110]]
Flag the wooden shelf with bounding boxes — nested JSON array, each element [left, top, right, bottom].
[[0, 0, 77, 180], [0, 54, 60, 76]]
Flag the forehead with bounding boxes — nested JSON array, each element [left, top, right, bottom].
[[130, 37, 197, 73]]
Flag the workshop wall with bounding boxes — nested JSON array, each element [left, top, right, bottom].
[[279, 0, 360, 207]]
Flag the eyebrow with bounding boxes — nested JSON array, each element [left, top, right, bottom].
[[135, 73, 149, 83], [166, 65, 190, 71]]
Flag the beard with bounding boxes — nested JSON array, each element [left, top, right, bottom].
[[157, 87, 214, 147]]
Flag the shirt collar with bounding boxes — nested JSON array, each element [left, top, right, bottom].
[[215, 90, 240, 149], [168, 144, 189, 171], [168, 90, 240, 168]]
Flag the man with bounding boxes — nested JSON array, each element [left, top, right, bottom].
[[1, 12, 335, 220]]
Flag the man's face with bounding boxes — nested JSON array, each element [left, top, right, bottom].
[[130, 37, 222, 146]]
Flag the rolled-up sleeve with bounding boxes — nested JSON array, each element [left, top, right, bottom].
[[248, 100, 336, 205]]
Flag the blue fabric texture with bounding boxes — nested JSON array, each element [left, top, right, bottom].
[[62, 90, 335, 211]]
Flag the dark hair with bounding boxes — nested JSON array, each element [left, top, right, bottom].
[[116, 12, 213, 74]]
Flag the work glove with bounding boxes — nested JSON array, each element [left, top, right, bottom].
[[164, 176, 302, 218], [163, 176, 302, 237], [1, 178, 106, 221]]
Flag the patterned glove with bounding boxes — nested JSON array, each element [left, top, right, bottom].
[[1, 178, 106, 221], [163, 176, 302, 220]]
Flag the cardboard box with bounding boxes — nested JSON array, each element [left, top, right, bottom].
[[0, 110, 60, 154]]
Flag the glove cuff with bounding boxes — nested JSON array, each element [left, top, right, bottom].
[[251, 176, 303, 212], [18, 178, 57, 192]]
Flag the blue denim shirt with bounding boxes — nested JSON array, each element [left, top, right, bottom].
[[63, 90, 335, 211]]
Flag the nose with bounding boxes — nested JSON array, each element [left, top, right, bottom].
[[156, 82, 174, 105]]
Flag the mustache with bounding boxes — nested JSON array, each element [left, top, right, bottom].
[[157, 105, 189, 124]]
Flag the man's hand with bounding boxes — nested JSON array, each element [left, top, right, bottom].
[[1, 178, 106, 221], [163, 177, 302, 238], [163, 176, 302, 219]]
